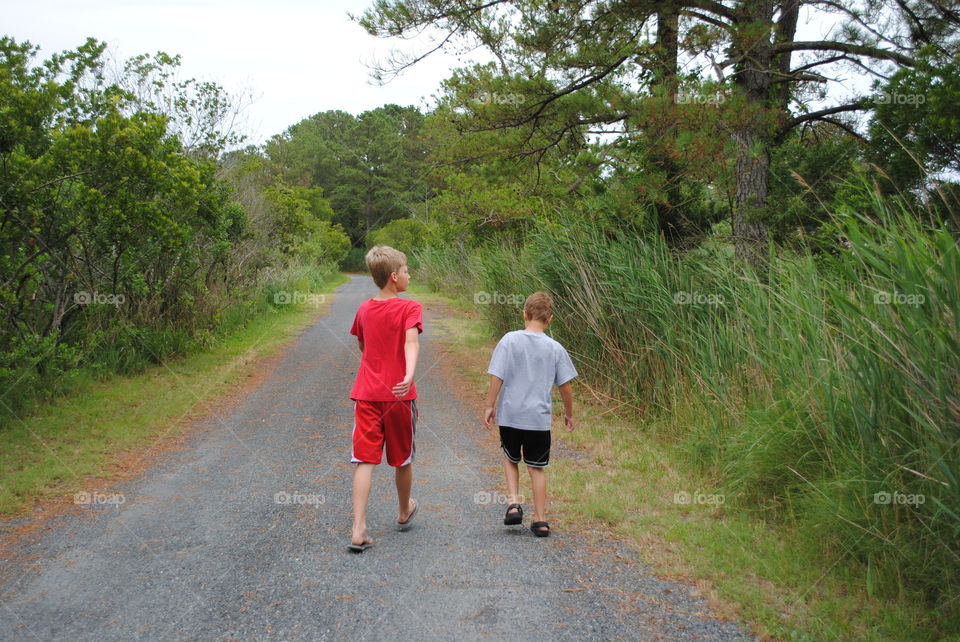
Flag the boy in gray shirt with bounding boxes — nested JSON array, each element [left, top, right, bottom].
[[483, 292, 577, 537]]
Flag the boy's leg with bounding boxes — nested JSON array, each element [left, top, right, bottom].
[[351, 401, 385, 545], [503, 459, 521, 505], [527, 466, 547, 523], [351, 463, 375, 545], [498, 427, 523, 509], [521, 429, 551, 524], [383, 400, 417, 522], [395, 463, 415, 521]]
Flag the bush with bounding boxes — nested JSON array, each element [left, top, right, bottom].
[[368, 218, 429, 254], [341, 247, 368, 272]]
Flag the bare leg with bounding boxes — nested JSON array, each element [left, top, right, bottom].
[[528, 466, 547, 523], [351, 463, 375, 545], [502, 458, 523, 524], [503, 458, 521, 505], [395, 463, 415, 521]]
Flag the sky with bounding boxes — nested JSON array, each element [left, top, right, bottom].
[[5, 0, 481, 144]]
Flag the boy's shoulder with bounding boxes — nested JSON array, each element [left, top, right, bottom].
[[391, 295, 421, 307], [498, 330, 565, 349], [394, 297, 422, 317], [497, 329, 528, 344], [353, 298, 421, 332], [356, 296, 421, 311]]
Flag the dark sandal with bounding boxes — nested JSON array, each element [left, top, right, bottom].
[[503, 503, 523, 525], [530, 521, 550, 537]]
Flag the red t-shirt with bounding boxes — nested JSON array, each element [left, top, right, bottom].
[[349, 297, 423, 401]]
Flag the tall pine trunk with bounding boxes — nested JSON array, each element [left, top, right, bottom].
[[733, 124, 771, 268], [654, 5, 686, 243], [730, 0, 776, 269]]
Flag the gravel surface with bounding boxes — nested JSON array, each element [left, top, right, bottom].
[[0, 275, 755, 641]]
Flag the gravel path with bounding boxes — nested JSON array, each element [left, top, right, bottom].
[[0, 275, 754, 641]]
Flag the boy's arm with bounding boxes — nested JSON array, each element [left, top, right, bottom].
[[391, 327, 420, 397], [357, 340, 364, 353], [483, 375, 503, 430], [558, 381, 575, 432]]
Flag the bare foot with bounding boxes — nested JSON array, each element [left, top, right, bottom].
[[351, 529, 371, 547]]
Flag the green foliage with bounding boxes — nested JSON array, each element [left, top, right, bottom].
[[264, 105, 429, 246], [263, 182, 348, 263], [367, 218, 431, 266], [294, 220, 350, 267], [869, 50, 960, 192], [341, 248, 369, 272], [0, 37, 329, 424], [426, 171, 542, 239], [767, 129, 863, 244], [360, 0, 960, 267], [118, 51, 249, 157]]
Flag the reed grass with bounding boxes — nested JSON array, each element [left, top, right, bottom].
[[417, 179, 959, 630]]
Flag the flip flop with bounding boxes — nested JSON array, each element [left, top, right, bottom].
[[348, 540, 373, 553], [396, 499, 418, 531]]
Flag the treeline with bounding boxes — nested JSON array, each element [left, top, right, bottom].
[[0, 38, 344, 420], [227, 104, 430, 271]]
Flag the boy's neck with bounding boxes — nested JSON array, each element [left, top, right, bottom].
[[524, 321, 548, 333], [374, 285, 400, 301]]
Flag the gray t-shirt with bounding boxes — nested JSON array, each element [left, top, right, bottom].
[[487, 330, 578, 431]]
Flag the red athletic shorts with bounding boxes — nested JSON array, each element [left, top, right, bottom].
[[351, 400, 417, 467]]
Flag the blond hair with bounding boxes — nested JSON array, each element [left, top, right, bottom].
[[365, 245, 407, 289], [524, 291, 553, 323]]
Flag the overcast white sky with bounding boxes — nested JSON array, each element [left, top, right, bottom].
[[5, 0, 479, 144]]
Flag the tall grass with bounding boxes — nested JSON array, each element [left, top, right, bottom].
[[418, 181, 959, 628]]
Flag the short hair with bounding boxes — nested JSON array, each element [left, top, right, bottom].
[[365, 245, 407, 289], [524, 291, 553, 323]]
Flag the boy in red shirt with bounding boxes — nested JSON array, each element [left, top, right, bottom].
[[348, 245, 423, 552]]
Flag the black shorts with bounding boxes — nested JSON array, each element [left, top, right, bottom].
[[499, 426, 551, 468]]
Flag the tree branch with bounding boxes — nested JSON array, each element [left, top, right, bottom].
[[785, 102, 865, 130], [815, 117, 869, 143], [369, 28, 461, 84], [679, 9, 730, 29], [772, 40, 915, 67], [808, 0, 906, 50], [686, 0, 738, 22]]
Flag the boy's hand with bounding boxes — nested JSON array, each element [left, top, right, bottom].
[[392, 376, 413, 397], [564, 414, 576, 432], [484, 375, 503, 430], [483, 407, 496, 430]]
